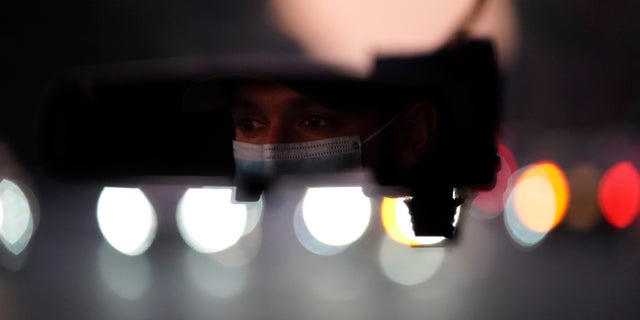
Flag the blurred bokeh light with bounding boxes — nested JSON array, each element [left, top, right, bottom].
[[0, 196, 3, 230], [271, 0, 518, 72], [0, 179, 35, 256], [504, 191, 548, 248], [381, 197, 450, 246], [514, 162, 569, 232], [378, 235, 446, 286], [504, 162, 569, 248], [564, 163, 601, 231], [512, 173, 556, 234], [472, 144, 518, 218], [97, 242, 152, 300], [598, 161, 640, 228], [242, 197, 263, 236], [177, 187, 253, 253], [301, 187, 371, 247], [211, 225, 262, 268], [294, 202, 349, 256], [97, 187, 157, 256], [183, 249, 249, 301]]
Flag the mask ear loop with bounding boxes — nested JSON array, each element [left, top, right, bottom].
[[362, 112, 402, 144]]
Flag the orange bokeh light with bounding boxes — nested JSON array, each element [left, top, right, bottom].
[[597, 161, 640, 229], [381, 197, 414, 246], [513, 161, 570, 232], [380, 197, 445, 246]]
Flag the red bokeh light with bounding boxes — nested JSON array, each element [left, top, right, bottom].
[[597, 161, 640, 228], [472, 144, 518, 216]]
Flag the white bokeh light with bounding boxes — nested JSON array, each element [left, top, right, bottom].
[[504, 180, 549, 248], [0, 179, 35, 255], [177, 188, 249, 253], [242, 197, 263, 236], [378, 235, 446, 286], [0, 196, 4, 230], [301, 187, 371, 247], [184, 249, 249, 301], [97, 242, 152, 300], [294, 203, 349, 256], [212, 225, 263, 268], [501, 164, 564, 249], [97, 187, 157, 256]]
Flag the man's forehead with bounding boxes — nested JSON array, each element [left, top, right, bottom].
[[231, 79, 316, 106], [234, 79, 300, 96]]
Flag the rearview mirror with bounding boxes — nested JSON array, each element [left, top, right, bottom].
[[39, 40, 501, 238]]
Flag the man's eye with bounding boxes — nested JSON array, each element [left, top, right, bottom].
[[236, 119, 265, 131], [302, 115, 328, 129]]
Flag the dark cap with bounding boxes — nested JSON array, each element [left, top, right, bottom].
[[41, 39, 500, 189], [181, 40, 499, 115]]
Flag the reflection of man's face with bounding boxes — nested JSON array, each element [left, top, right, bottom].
[[229, 81, 381, 144], [228, 79, 436, 180]]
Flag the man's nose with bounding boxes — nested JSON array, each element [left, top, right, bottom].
[[263, 123, 292, 144]]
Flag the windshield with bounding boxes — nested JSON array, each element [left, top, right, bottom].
[[2, 1, 640, 319]]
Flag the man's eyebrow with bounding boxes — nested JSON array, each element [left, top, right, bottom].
[[228, 100, 266, 122]]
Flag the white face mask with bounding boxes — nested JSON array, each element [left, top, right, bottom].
[[233, 136, 362, 181], [232, 113, 399, 182]]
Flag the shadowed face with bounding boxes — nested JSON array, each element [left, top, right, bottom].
[[229, 80, 436, 179], [229, 81, 381, 145]]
